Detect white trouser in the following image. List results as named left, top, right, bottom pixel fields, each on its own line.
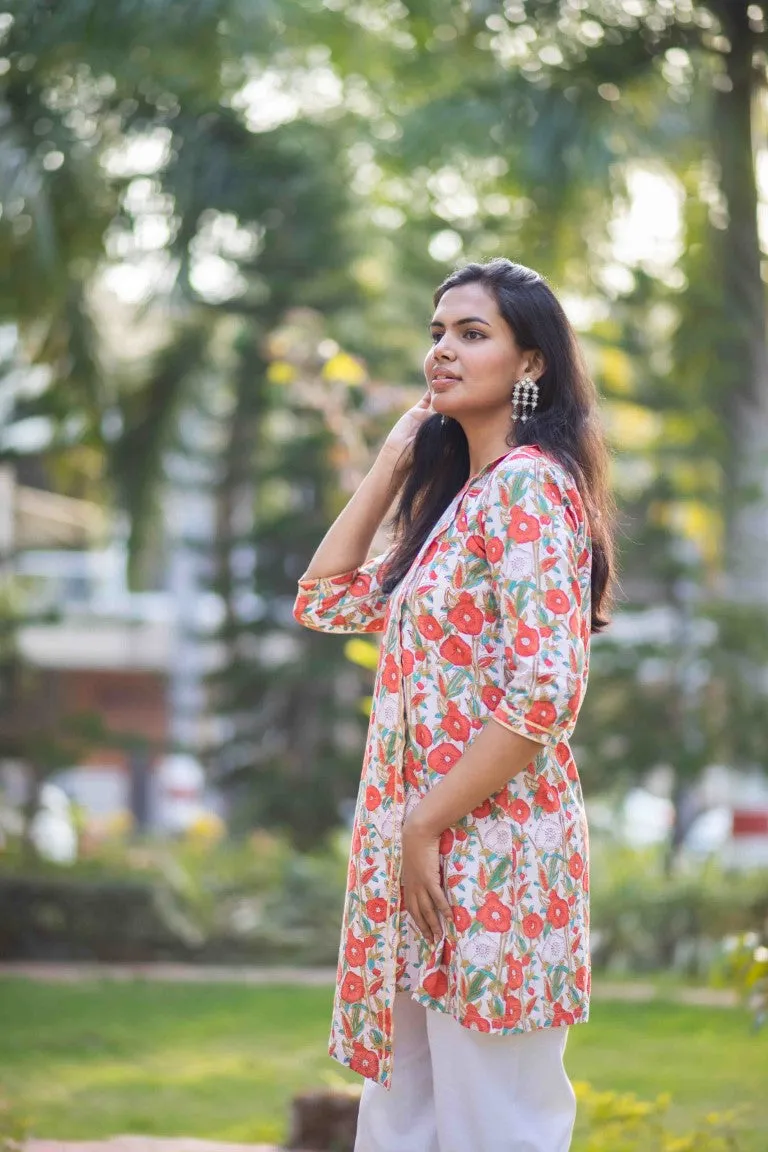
left=354, top=992, right=576, bottom=1152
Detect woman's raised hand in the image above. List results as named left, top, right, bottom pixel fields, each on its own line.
left=379, top=389, right=436, bottom=478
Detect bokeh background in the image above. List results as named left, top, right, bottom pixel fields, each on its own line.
left=1, top=1, right=768, bottom=1149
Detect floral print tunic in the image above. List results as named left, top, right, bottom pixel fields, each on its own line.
left=292, top=444, right=592, bottom=1089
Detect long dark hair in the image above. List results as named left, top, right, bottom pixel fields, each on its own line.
left=381, top=258, right=617, bottom=633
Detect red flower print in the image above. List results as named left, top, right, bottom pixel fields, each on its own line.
left=340, top=972, right=365, bottom=1003
left=423, top=970, right=448, bottom=998
left=534, top=777, right=560, bottom=814
left=381, top=654, right=399, bottom=692
left=440, top=706, right=471, bottom=742
left=419, top=539, right=439, bottom=568
left=543, top=481, right=562, bottom=505
left=349, top=572, right=372, bottom=597
left=414, top=723, right=433, bottom=749
left=544, top=589, right=570, bottom=614
left=514, top=619, right=540, bottom=658
left=439, top=828, right=454, bottom=856
left=417, top=613, right=444, bottom=641
left=345, top=930, right=367, bottom=967
left=401, top=648, right=415, bottom=676
left=547, top=894, right=569, bottom=929
left=366, top=897, right=387, bottom=923
left=552, top=1002, right=575, bottom=1026
left=485, top=536, right=503, bottom=564
left=439, top=635, right=472, bottom=666
left=403, top=751, right=421, bottom=788
left=501, top=995, right=522, bottom=1027
left=575, top=965, right=588, bottom=992
left=350, top=1041, right=380, bottom=1078
left=481, top=685, right=503, bottom=711
left=472, top=797, right=493, bottom=819
left=467, top=534, right=486, bottom=559
left=567, top=758, right=578, bottom=782
left=522, top=913, right=544, bottom=939
left=351, top=824, right=362, bottom=853
left=447, top=594, right=484, bottom=636
left=555, top=741, right=569, bottom=766
left=477, top=893, right=512, bottom=933
left=525, top=700, right=557, bottom=733
left=463, top=1005, right=491, bottom=1032
left=507, top=504, right=541, bottom=543
left=427, top=743, right=462, bottom=775
left=376, top=1006, right=392, bottom=1035
left=506, top=958, right=524, bottom=990
left=453, top=905, right=471, bottom=932
left=347, top=863, right=356, bottom=891
left=568, top=852, right=584, bottom=879
left=365, top=785, right=382, bottom=811
left=509, top=798, right=531, bottom=824
left=293, top=594, right=310, bottom=620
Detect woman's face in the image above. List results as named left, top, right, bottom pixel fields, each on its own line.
left=423, top=281, right=542, bottom=420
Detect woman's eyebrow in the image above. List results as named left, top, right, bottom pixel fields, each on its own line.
left=428, top=316, right=492, bottom=328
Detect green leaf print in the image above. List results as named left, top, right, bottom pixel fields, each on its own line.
left=467, top=971, right=486, bottom=1002
left=550, top=972, right=566, bottom=1003
left=487, top=859, right=511, bottom=888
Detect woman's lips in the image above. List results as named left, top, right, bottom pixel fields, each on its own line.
left=432, top=376, right=459, bottom=391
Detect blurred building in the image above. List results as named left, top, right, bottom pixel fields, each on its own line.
left=0, top=464, right=222, bottom=832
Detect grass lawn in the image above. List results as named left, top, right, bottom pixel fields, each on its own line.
left=0, top=978, right=766, bottom=1149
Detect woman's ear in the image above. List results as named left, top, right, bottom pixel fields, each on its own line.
left=529, top=350, right=546, bottom=380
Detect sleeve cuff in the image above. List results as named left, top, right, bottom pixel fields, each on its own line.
left=489, top=707, right=557, bottom=747
left=296, top=568, right=360, bottom=595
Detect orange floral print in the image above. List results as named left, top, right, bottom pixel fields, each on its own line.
left=293, top=446, right=592, bottom=1089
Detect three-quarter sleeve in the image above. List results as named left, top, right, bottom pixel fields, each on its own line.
left=481, top=456, right=591, bottom=745
left=292, top=549, right=394, bottom=634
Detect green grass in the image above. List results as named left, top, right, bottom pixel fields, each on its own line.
left=0, top=979, right=766, bottom=1148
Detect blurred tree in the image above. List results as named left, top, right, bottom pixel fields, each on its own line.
left=3, top=0, right=767, bottom=852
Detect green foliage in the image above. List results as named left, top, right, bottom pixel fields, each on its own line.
left=575, top=1081, right=746, bottom=1152
left=590, top=844, right=768, bottom=976
left=0, top=1092, right=28, bottom=1152
left=713, top=930, right=768, bottom=1033
left=3, top=0, right=768, bottom=853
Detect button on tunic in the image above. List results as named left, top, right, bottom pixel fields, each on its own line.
left=293, top=444, right=592, bottom=1089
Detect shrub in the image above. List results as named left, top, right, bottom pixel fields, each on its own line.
left=574, top=1082, right=746, bottom=1151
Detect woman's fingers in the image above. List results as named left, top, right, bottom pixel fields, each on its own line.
left=409, top=889, right=445, bottom=944
left=423, top=893, right=444, bottom=942
left=429, top=882, right=452, bottom=924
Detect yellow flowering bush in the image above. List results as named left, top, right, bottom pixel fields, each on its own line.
left=184, top=811, right=226, bottom=848
left=574, top=1082, right=746, bottom=1151
left=713, top=930, right=768, bottom=1031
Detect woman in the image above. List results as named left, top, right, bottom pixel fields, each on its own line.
left=293, top=258, right=616, bottom=1152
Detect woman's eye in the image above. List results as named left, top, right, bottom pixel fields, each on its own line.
left=464, top=330, right=484, bottom=340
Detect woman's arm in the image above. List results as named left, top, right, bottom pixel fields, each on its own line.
left=299, top=446, right=405, bottom=582
left=402, top=721, right=540, bottom=942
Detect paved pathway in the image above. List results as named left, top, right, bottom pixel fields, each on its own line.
left=0, top=961, right=739, bottom=1006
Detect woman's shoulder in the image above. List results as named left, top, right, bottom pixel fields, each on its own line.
left=487, top=444, right=577, bottom=496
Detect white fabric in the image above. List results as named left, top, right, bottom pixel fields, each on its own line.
left=354, top=992, right=576, bottom=1152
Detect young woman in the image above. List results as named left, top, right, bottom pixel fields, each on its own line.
left=293, top=258, right=616, bottom=1152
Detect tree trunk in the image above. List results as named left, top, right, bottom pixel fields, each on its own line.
left=714, top=4, right=768, bottom=607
